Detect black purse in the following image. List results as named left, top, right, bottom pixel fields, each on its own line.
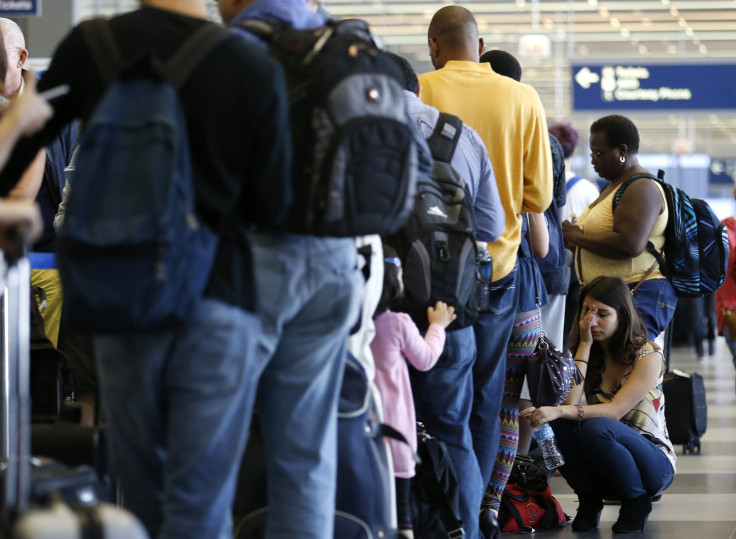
left=525, top=215, right=581, bottom=407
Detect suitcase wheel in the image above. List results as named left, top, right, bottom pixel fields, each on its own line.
left=683, top=440, right=701, bottom=455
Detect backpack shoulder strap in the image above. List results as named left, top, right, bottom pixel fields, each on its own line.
left=234, top=19, right=284, bottom=42
left=79, top=18, right=123, bottom=87
left=165, top=23, right=232, bottom=89
left=427, top=112, right=463, bottom=164
left=611, top=170, right=663, bottom=213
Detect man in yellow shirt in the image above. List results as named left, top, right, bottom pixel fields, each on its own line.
left=417, top=6, right=552, bottom=537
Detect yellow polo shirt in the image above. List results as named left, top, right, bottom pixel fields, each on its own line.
left=419, top=61, right=552, bottom=280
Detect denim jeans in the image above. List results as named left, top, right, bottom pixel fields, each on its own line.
left=410, top=325, right=483, bottom=539
left=629, top=278, right=677, bottom=340
left=95, top=299, right=259, bottom=539
left=472, top=264, right=518, bottom=492
left=247, top=232, right=363, bottom=539
left=552, top=417, right=675, bottom=500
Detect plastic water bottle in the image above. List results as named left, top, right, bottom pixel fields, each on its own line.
left=476, top=242, right=492, bottom=311
left=533, top=423, right=565, bottom=469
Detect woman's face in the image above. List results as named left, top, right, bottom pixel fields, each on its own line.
left=581, top=296, right=619, bottom=343
left=589, top=130, right=621, bottom=181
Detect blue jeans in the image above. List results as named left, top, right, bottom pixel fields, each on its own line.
left=472, top=264, right=518, bottom=492
left=248, top=232, right=363, bottom=539
left=629, top=278, right=677, bottom=340
left=95, top=299, right=259, bottom=539
left=410, top=325, right=482, bottom=539
left=552, top=417, right=675, bottom=499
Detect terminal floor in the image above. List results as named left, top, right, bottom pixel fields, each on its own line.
left=505, top=339, right=736, bottom=539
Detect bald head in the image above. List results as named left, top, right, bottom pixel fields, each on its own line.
left=0, top=19, right=24, bottom=49
left=0, top=18, right=26, bottom=99
left=427, top=6, right=482, bottom=69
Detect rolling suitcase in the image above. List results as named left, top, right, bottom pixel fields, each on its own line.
left=0, top=239, right=146, bottom=538
left=662, top=368, right=707, bottom=454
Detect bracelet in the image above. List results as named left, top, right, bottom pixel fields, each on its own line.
left=575, top=404, right=585, bottom=436
left=574, top=359, right=588, bottom=363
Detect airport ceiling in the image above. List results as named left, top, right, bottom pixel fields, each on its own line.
left=84, top=0, right=736, bottom=159
left=321, top=0, right=736, bottom=159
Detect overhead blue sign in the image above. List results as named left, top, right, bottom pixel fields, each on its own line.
left=572, top=63, right=736, bottom=111
left=0, top=0, right=40, bottom=16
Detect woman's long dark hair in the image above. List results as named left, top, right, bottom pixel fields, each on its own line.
left=567, top=276, right=648, bottom=398
left=374, top=245, right=404, bottom=318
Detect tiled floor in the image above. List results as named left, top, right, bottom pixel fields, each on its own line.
left=507, top=339, right=736, bottom=538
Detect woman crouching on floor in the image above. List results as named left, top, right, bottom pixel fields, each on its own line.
left=521, top=276, right=676, bottom=533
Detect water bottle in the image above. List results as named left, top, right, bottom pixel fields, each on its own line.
left=476, top=242, right=492, bottom=311
left=533, top=422, right=565, bottom=469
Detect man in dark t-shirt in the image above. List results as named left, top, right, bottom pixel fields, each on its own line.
left=0, top=2, right=291, bottom=538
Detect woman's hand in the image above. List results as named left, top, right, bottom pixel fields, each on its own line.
left=520, top=406, right=562, bottom=427
left=427, top=301, right=457, bottom=329
left=562, top=220, right=582, bottom=250
left=579, top=304, right=596, bottom=345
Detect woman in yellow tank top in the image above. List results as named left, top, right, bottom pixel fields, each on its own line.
left=562, top=115, right=677, bottom=340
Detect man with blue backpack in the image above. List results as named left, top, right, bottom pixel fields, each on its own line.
left=0, top=1, right=292, bottom=537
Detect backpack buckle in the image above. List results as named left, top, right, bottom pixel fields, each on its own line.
left=447, top=528, right=465, bottom=538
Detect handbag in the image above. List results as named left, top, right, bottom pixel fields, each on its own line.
left=525, top=214, right=581, bottom=407
left=497, top=455, right=568, bottom=533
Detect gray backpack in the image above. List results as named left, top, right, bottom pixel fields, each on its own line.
left=237, top=18, right=417, bottom=237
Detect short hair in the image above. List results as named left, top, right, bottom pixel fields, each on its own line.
left=428, top=6, right=478, bottom=51
left=548, top=122, right=579, bottom=159
left=385, top=52, right=418, bottom=94
left=480, top=49, right=522, bottom=82
left=374, top=245, right=404, bottom=317
left=590, top=114, right=640, bottom=154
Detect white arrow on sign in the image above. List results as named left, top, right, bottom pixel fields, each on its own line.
left=575, top=67, right=600, bottom=89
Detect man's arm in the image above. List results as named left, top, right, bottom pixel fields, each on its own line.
left=470, top=131, right=504, bottom=242
left=0, top=75, right=53, bottom=177
left=7, top=149, right=45, bottom=200
left=242, top=60, right=293, bottom=227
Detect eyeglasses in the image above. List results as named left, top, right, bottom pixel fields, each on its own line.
left=589, top=148, right=610, bottom=159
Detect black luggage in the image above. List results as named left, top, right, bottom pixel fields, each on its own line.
left=663, top=368, right=707, bottom=454
left=0, top=237, right=146, bottom=538
left=411, top=423, right=464, bottom=538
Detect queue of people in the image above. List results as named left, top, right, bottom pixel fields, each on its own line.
left=0, top=1, right=690, bottom=538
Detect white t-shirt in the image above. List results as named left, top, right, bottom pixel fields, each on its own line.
left=560, top=170, right=599, bottom=222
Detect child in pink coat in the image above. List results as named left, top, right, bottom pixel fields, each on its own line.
left=370, top=246, right=456, bottom=538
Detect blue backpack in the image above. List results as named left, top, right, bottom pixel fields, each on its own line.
left=57, top=19, right=229, bottom=332
left=613, top=169, right=729, bottom=298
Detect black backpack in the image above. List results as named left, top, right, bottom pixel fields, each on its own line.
left=411, top=424, right=464, bottom=538
left=388, top=113, right=478, bottom=331
left=612, top=169, right=729, bottom=297
left=237, top=18, right=417, bottom=237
